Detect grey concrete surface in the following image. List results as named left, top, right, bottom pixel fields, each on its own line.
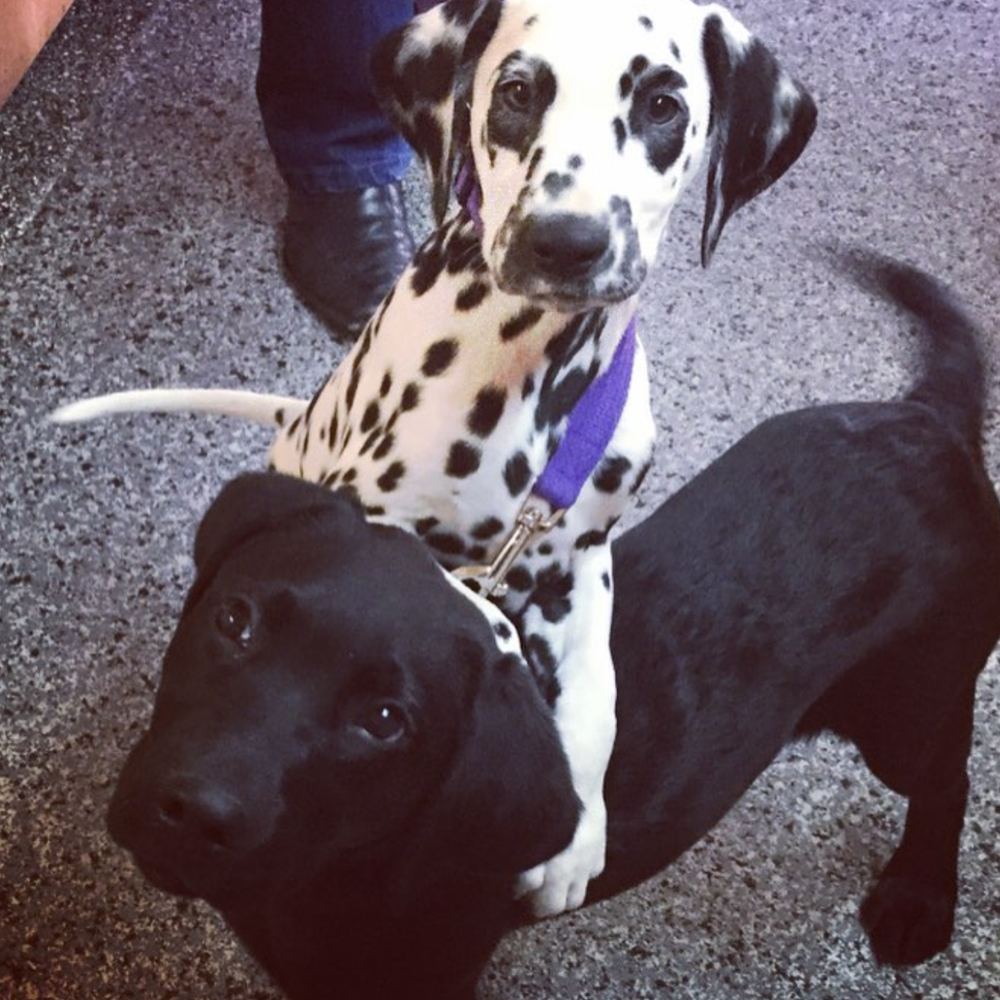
left=1, top=0, right=998, bottom=998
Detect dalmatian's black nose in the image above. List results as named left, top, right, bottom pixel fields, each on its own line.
left=521, top=213, right=611, bottom=281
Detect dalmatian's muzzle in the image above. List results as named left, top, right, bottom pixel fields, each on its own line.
left=495, top=199, right=644, bottom=309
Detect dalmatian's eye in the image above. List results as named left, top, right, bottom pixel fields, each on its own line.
left=359, top=703, right=409, bottom=743
left=498, top=78, right=533, bottom=112
left=214, top=597, right=255, bottom=648
left=647, top=91, right=681, bottom=124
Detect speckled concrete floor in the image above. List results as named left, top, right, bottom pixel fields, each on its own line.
left=1, top=0, right=998, bottom=998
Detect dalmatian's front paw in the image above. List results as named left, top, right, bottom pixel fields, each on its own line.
left=514, top=800, right=606, bottom=917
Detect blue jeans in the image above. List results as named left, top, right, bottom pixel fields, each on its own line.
left=257, top=0, right=417, bottom=194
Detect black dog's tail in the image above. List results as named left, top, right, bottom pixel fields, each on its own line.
left=842, top=250, right=987, bottom=446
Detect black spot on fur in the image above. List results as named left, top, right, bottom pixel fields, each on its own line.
left=593, top=455, right=633, bottom=493
left=445, top=227, right=485, bottom=275
left=524, top=634, right=561, bottom=705
left=377, top=461, right=406, bottom=493
left=372, top=434, right=395, bottom=461
left=487, top=54, right=558, bottom=161
left=575, top=527, right=611, bottom=550
left=471, top=516, right=505, bottom=541
left=400, top=382, right=421, bottom=412
left=535, top=365, right=591, bottom=430
left=426, top=531, right=467, bottom=556
left=630, top=459, right=652, bottom=495
left=522, top=374, right=535, bottom=399
left=327, top=411, right=339, bottom=449
left=456, top=280, right=491, bottom=311
left=414, top=517, right=439, bottom=536
left=613, top=116, right=627, bottom=152
left=670, top=41, right=680, bottom=61
left=639, top=15, right=653, bottom=30
left=360, top=401, right=380, bottom=434
left=619, top=73, right=634, bottom=100
left=467, top=386, right=507, bottom=437
left=500, top=305, right=545, bottom=341
left=410, top=230, right=448, bottom=297
left=359, top=429, right=381, bottom=457
left=602, top=571, right=612, bottom=591
left=568, top=154, right=583, bottom=170
left=446, top=441, right=482, bottom=478
left=506, top=565, right=534, bottom=592
left=494, top=620, right=513, bottom=641
left=342, top=468, right=357, bottom=483
left=629, top=66, right=690, bottom=174
left=630, top=55, right=649, bottom=76
left=503, top=451, right=532, bottom=497
left=275, top=407, right=286, bottom=428
left=380, top=372, right=393, bottom=398
left=542, top=171, right=573, bottom=199
left=345, top=369, right=361, bottom=410
left=534, top=565, right=574, bottom=624
left=422, top=339, right=459, bottom=377
left=365, top=504, right=387, bottom=517
left=526, top=146, right=544, bottom=183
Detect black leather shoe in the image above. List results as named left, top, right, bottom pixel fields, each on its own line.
left=282, top=182, right=415, bottom=342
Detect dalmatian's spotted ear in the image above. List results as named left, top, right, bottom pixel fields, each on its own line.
left=699, top=7, right=817, bottom=266
left=371, top=0, right=502, bottom=223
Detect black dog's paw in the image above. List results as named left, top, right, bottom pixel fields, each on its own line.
left=860, top=875, right=956, bottom=966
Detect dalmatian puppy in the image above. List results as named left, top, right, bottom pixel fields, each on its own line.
left=53, top=0, right=815, bottom=917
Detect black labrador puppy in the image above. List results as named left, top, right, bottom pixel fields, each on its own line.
left=107, top=258, right=1000, bottom=1000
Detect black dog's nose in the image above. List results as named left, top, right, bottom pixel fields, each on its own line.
left=523, top=213, right=611, bottom=280
left=156, top=780, right=250, bottom=852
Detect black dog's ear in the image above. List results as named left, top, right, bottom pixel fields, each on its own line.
left=191, top=473, right=362, bottom=583
left=411, top=652, right=580, bottom=882
left=699, top=7, right=817, bottom=266
left=371, top=0, right=502, bottom=223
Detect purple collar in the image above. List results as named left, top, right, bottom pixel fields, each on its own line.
left=535, top=317, right=637, bottom=509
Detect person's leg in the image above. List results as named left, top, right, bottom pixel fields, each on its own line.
left=257, top=0, right=416, bottom=341
left=257, top=0, right=414, bottom=193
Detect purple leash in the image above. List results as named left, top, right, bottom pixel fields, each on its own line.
left=535, top=317, right=637, bottom=510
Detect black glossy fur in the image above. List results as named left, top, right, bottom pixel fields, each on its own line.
left=108, top=259, right=1000, bottom=1000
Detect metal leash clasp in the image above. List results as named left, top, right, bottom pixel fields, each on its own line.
left=453, top=499, right=564, bottom=599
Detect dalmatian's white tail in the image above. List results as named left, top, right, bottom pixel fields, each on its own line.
left=48, top=388, right=306, bottom=427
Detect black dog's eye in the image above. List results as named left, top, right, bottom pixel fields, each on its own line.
left=647, top=91, right=680, bottom=124
left=359, top=703, right=408, bottom=743
left=498, top=77, right=533, bottom=112
left=214, top=597, right=255, bottom=648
